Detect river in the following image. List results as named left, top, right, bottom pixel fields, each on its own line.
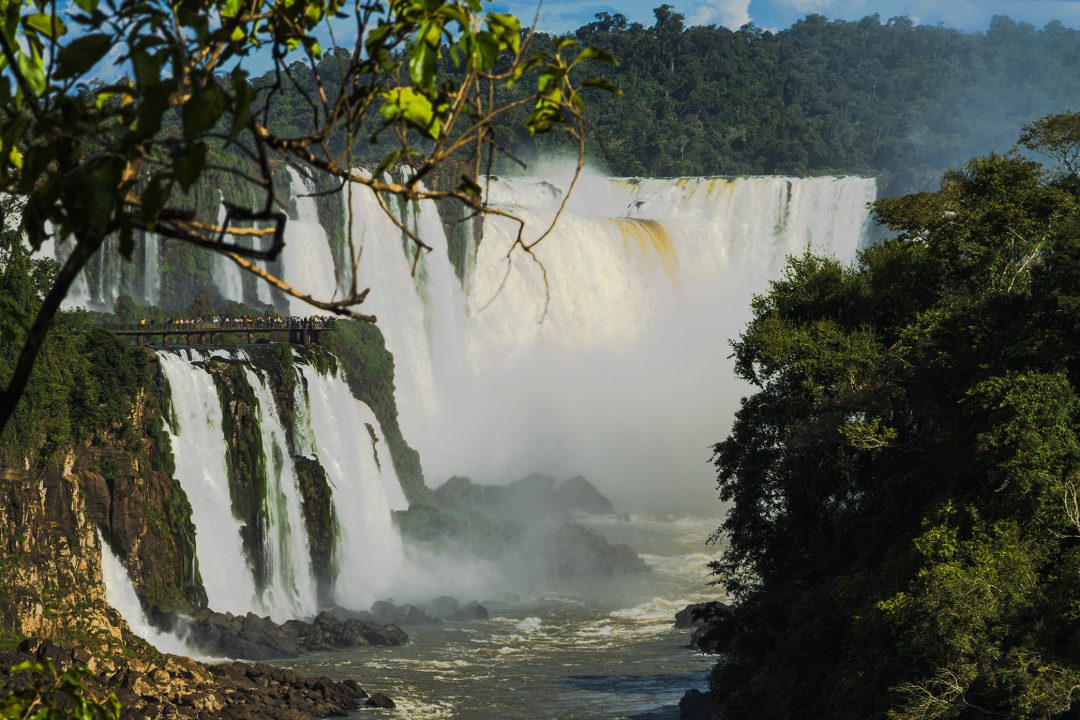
left=276, top=513, right=724, bottom=719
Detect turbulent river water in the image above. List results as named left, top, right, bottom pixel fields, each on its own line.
left=276, top=513, right=723, bottom=719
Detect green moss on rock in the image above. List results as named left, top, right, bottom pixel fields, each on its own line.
left=320, top=321, right=429, bottom=504
left=294, top=456, right=338, bottom=606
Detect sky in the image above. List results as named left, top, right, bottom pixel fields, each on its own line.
left=489, top=0, right=1080, bottom=33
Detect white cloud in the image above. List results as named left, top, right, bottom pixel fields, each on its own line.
left=689, top=0, right=752, bottom=28
left=782, top=0, right=839, bottom=9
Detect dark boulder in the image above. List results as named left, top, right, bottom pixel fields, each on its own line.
left=545, top=524, right=648, bottom=576
left=183, top=609, right=407, bottom=660
left=450, top=601, right=490, bottom=621
left=365, top=692, right=396, bottom=709
left=368, top=600, right=440, bottom=626
left=679, top=689, right=723, bottom=719
left=425, top=595, right=460, bottom=618
left=675, top=602, right=737, bottom=654
left=553, top=475, right=614, bottom=515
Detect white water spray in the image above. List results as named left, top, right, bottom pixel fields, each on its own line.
left=98, top=530, right=194, bottom=656
left=158, top=350, right=263, bottom=615
left=293, top=360, right=407, bottom=609
left=281, top=166, right=339, bottom=315
left=242, top=361, right=319, bottom=620
left=359, top=171, right=877, bottom=510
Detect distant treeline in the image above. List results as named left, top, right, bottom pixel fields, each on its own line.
left=496, top=7, right=1080, bottom=177
left=232, top=7, right=1080, bottom=180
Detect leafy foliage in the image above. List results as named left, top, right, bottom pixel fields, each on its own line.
left=0, top=661, right=119, bottom=720
left=710, top=119, right=1080, bottom=719
left=0, top=0, right=619, bottom=435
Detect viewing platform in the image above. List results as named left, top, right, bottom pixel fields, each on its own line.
left=108, top=318, right=336, bottom=347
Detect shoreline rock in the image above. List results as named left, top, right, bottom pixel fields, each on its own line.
left=4, top=638, right=389, bottom=720
left=675, top=601, right=736, bottom=654
left=180, top=609, right=407, bottom=661
left=679, top=688, right=723, bottom=720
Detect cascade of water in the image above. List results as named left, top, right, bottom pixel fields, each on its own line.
left=340, top=173, right=468, bottom=452
left=293, top=361, right=406, bottom=609
left=281, top=166, right=339, bottom=315
left=98, top=530, right=194, bottom=656
left=241, top=359, right=319, bottom=620
left=211, top=199, right=245, bottom=303
left=390, top=171, right=878, bottom=509
left=36, top=231, right=91, bottom=309
left=158, top=350, right=263, bottom=615
left=143, top=233, right=160, bottom=306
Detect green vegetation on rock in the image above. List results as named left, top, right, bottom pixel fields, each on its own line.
left=321, top=320, right=428, bottom=503
left=294, top=456, right=339, bottom=607
left=208, top=359, right=270, bottom=592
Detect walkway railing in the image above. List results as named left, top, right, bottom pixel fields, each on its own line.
left=105, top=317, right=337, bottom=346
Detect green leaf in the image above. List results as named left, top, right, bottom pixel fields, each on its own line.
left=182, top=81, right=227, bottom=138
left=380, top=86, right=442, bottom=138
left=221, top=0, right=243, bottom=19
left=72, top=0, right=99, bottom=12
left=486, top=12, right=520, bottom=54
left=582, top=77, right=622, bottom=96
left=54, top=33, right=110, bottom=80
left=141, top=175, right=171, bottom=223
left=17, top=44, right=45, bottom=95
left=574, top=46, right=618, bottom=66
left=23, top=12, right=66, bottom=39
left=173, top=142, right=207, bottom=190
left=473, top=31, right=499, bottom=70
left=409, top=40, right=436, bottom=90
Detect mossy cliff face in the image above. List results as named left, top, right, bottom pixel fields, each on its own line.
left=294, top=456, right=337, bottom=606
left=78, top=357, right=205, bottom=622
left=205, top=358, right=270, bottom=592
left=322, top=320, right=429, bottom=504
left=0, top=346, right=205, bottom=650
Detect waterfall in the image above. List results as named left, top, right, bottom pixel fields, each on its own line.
left=158, top=350, right=263, bottom=615
left=293, top=361, right=407, bottom=609
left=281, top=166, right=339, bottom=315
left=380, top=171, right=878, bottom=510
left=98, top=530, right=194, bottom=656
left=143, top=233, right=160, bottom=306
left=336, top=173, right=468, bottom=453
left=211, top=199, right=245, bottom=304
left=241, top=360, right=319, bottom=620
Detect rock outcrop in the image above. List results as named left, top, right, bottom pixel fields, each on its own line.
left=182, top=610, right=407, bottom=661
left=401, top=473, right=647, bottom=578
left=3, top=640, right=380, bottom=720
left=675, top=602, right=737, bottom=654
left=679, top=688, right=723, bottom=720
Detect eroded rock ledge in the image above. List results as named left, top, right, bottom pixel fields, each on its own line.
left=3, top=639, right=393, bottom=720
left=181, top=609, right=408, bottom=661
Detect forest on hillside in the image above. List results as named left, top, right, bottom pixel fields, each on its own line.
left=198, top=7, right=1080, bottom=181
left=495, top=8, right=1080, bottom=177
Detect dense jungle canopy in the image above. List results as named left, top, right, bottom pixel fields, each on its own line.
left=708, top=124, right=1080, bottom=719
left=498, top=7, right=1080, bottom=176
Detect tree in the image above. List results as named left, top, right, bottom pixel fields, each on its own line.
left=0, top=0, right=620, bottom=432
left=707, top=119, right=1080, bottom=719
left=1020, top=112, right=1080, bottom=173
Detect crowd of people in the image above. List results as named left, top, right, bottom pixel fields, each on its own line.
left=136, top=315, right=338, bottom=330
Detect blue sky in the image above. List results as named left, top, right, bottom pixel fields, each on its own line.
left=489, top=0, right=1080, bottom=33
